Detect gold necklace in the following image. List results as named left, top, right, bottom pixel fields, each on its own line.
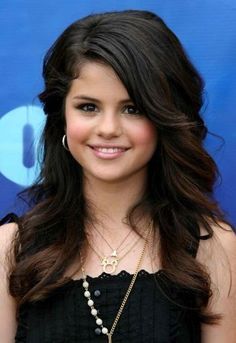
left=89, top=226, right=134, bottom=273
left=93, top=225, right=133, bottom=257
left=81, top=225, right=152, bottom=343
left=88, top=234, right=142, bottom=274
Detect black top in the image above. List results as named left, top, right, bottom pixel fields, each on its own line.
left=1, top=213, right=201, bottom=343
left=15, top=270, right=201, bottom=343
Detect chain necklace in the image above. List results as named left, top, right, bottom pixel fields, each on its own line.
left=88, top=235, right=142, bottom=274
left=81, top=224, right=152, bottom=343
left=93, top=225, right=133, bottom=257
left=89, top=226, right=134, bottom=274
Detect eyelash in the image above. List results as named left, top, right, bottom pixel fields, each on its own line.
left=76, top=103, right=141, bottom=115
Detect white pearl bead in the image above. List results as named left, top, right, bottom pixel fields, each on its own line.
left=84, top=290, right=90, bottom=298
left=83, top=281, right=89, bottom=288
left=91, top=308, right=98, bottom=316
left=88, top=299, right=94, bottom=307
left=102, top=327, right=108, bottom=334
left=96, top=318, right=103, bottom=325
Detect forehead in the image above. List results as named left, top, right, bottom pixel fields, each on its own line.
left=67, top=61, right=130, bottom=101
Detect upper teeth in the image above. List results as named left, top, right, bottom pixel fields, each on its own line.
left=96, top=147, right=124, bottom=153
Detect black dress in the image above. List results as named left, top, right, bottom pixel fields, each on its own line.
left=1, top=214, right=201, bottom=343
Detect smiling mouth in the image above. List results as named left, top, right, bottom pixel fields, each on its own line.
left=89, top=146, right=129, bottom=154
left=93, top=147, right=127, bottom=153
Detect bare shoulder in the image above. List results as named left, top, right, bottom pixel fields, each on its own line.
left=0, top=222, right=18, bottom=342
left=210, top=221, right=236, bottom=253
left=0, top=222, right=18, bottom=249
left=197, top=221, right=236, bottom=342
left=197, top=221, right=236, bottom=271
left=0, top=222, right=18, bottom=267
left=197, top=221, right=236, bottom=294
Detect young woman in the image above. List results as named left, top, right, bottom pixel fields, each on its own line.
left=0, top=9, right=235, bottom=343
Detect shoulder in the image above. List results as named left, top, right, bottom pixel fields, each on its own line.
left=0, top=222, right=18, bottom=238
left=0, top=222, right=18, bottom=291
left=197, top=221, right=236, bottom=342
left=0, top=212, right=19, bottom=260
left=0, top=222, right=18, bottom=282
left=197, top=221, right=236, bottom=294
left=199, top=220, right=236, bottom=250
left=0, top=222, right=18, bottom=258
left=209, top=221, right=236, bottom=249
left=0, top=223, right=18, bottom=340
left=197, top=221, right=236, bottom=270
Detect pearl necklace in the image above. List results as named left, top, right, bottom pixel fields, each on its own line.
left=81, top=225, right=152, bottom=343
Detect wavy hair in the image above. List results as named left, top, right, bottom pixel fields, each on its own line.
left=8, top=10, right=228, bottom=322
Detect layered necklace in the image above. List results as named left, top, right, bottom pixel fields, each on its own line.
left=81, top=224, right=152, bottom=343
left=88, top=235, right=142, bottom=274
left=88, top=226, right=141, bottom=274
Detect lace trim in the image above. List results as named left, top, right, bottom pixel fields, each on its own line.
left=69, top=268, right=163, bottom=283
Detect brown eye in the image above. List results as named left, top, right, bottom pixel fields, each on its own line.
left=79, top=103, right=97, bottom=112
left=124, top=105, right=141, bottom=115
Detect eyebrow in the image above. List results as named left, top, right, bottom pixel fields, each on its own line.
left=72, top=95, right=133, bottom=104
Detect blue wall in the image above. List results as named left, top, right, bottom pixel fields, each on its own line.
left=0, top=0, right=235, bottom=224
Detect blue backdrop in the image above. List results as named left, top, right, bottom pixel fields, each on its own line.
left=0, top=0, right=235, bottom=224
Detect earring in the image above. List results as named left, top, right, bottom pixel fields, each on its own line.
left=62, top=134, right=69, bottom=151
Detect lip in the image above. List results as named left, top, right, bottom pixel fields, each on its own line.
left=89, top=144, right=130, bottom=149
left=88, top=145, right=130, bottom=159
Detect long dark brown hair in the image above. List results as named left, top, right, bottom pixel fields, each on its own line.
left=8, top=10, right=229, bottom=323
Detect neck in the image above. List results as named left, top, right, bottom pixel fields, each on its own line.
left=83, top=172, right=147, bottom=228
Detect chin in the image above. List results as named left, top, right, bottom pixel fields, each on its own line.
left=94, top=175, right=126, bottom=183
left=86, top=171, right=131, bottom=184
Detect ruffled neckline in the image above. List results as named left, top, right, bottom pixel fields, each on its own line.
left=66, top=268, right=164, bottom=284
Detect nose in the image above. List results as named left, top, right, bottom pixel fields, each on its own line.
left=96, top=112, right=122, bottom=139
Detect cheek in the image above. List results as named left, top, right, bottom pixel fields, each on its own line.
left=64, top=99, right=92, bottom=143
left=66, top=120, right=91, bottom=144
left=132, top=121, right=157, bottom=148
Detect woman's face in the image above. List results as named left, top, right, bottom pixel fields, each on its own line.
left=64, top=61, right=157, bottom=184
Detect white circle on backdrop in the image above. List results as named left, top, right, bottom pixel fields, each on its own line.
left=0, top=105, right=45, bottom=186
